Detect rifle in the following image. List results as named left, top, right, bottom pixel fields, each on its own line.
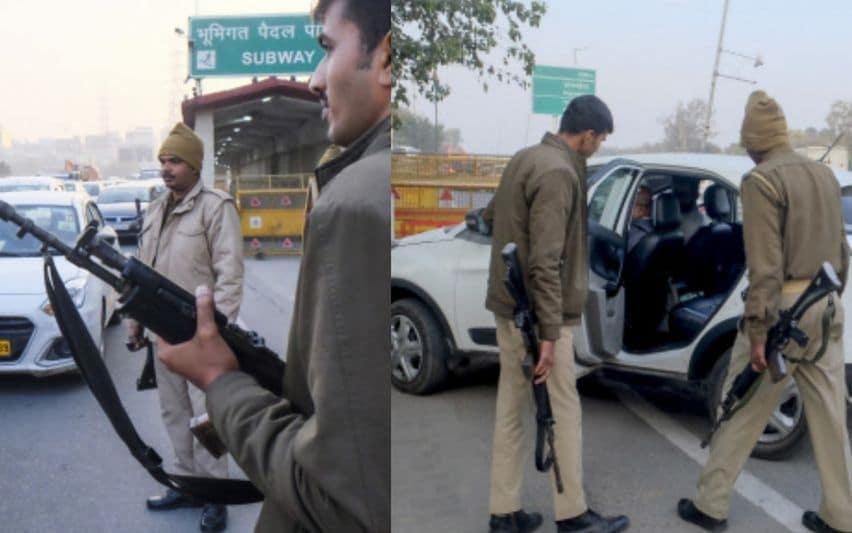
left=501, top=243, right=564, bottom=493
left=0, top=198, right=281, bottom=504
left=701, top=262, right=841, bottom=447
left=0, top=199, right=285, bottom=395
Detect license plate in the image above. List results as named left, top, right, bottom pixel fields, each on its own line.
left=0, top=340, right=10, bottom=358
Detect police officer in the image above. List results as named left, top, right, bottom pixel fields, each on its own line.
left=155, top=0, right=391, bottom=531
left=678, top=90, right=852, bottom=532
left=127, top=122, right=244, bottom=532
left=483, top=95, right=630, bottom=533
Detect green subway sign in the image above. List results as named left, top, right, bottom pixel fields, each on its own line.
left=189, top=14, right=325, bottom=77
left=532, top=65, right=596, bottom=116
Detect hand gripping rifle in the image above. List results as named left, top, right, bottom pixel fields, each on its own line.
left=0, top=199, right=285, bottom=504
left=501, top=243, right=564, bottom=493
left=701, top=262, right=841, bottom=448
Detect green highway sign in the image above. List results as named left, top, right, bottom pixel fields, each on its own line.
left=189, top=14, right=325, bottom=77
left=532, top=65, right=596, bottom=116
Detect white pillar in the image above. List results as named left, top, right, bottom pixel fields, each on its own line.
left=194, top=110, right=215, bottom=188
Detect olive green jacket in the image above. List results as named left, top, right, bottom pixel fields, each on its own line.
left=741, top=146, right=850, bottom=346
left=484, top=132, right=588, bottom=341
left=206, top=118, right=391, bottom=533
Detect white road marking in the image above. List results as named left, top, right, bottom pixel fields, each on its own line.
left=616, top=389, right=808, bottom=533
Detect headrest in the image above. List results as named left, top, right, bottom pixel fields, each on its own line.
left=653, top=192, right=682, bottom=231
left=704, top=184, right=731, bottom=221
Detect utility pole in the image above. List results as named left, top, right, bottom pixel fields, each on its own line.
left=703, top=0, right=730, bottom=151
left=703, top=0, right=763, bottom=150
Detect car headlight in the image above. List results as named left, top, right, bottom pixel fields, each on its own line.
left=41, top=277, right=88, bottom=315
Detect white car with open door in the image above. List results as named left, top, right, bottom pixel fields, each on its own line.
left=0, top=191, right=120, bottom=376
left=391, top=153, right=852, bottom=460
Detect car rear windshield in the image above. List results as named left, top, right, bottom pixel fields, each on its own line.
left=0, top=205, right=79, bottom=255
left=0, top=183, right=51, bottom=192
left=98, top=187, right=149, bottom=203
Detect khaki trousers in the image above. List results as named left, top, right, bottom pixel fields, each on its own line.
left=489, top=315, right=587, bottom=520
left=154, top=352, right=229, bottom=479
left=695, top=296, right=852, bottom=531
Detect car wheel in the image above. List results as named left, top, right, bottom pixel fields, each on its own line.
left=707, top=349, right=807, bottom=460
left=391, top=298, right=449, bottom=395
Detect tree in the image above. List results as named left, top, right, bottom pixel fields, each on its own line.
left=660, top=99, right=713, bottom=152
left=392, top=1, right=547, bottom=111
left=0, top=161, right=10, bottom=177
left=825, top=100, right=852, bottom=155
left=393, top=108, right=464, bottom=153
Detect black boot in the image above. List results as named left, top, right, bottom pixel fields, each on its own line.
left=488, top=509, right=543, bottom=532
left=556, top=509, right=630, bottom=532
left=146, top=488, right=203, bottom=511
left=803, top=510, right=847, bottom=533
left=200, top=504, right=227, bottom=532
left=676, top=499, right=727, bottom=532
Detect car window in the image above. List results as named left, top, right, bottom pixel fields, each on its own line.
left=0, top=205, right=79, bottom=255
left=588, top=166, right=638, bottom=230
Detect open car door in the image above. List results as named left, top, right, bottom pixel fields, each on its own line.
left=577, top=160, right=643, bottom=363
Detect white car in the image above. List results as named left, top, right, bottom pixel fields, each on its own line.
left=0, top=191, right=119, bottom=376
left=391, top=153, right=852, bottom=459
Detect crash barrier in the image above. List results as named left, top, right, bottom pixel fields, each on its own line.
left=234, top=174, right=312, bottom=257
left=391, top=154, right=507, bottom=238
left=392, top=179, right=498, bottom=238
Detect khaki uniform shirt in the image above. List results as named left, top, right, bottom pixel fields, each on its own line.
left=137, top=179, right=244, bottom=321
left=741, top=146, right=850, bottom=346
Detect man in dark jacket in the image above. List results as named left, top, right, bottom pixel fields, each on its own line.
left=483, top=95, right=630, bottom=533
left=156, top=1, right=390, bottom=531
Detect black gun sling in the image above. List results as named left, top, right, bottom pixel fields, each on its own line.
left=44, top=255, right=264, bottom=505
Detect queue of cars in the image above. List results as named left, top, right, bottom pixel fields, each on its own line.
left=0, top=191, right=121, bottom=376
left=391, top=153, right=852, bottom=460
left=0, top=172, right=166, bottom=377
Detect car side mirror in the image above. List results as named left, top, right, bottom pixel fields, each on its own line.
left=465, top=208, right=491, bottom=236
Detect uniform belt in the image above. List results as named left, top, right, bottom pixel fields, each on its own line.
left=782, top=279, right=810, bottom=294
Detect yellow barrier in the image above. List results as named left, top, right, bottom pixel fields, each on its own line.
left=392, top=179, right=498, bottom=238
left=234, top=173, right=312, bottom=256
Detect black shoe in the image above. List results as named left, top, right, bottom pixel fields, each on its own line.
left=488, top=509, right=543, bottom=532
left=677, top=499, right=727, bottom=532
left=556, top=509, right=630, bottom=533
left=803, top=510, right=846, bottom=533
left=146, top=489, right=203, bottom=511
left=200, top=504, right=227, bottom=532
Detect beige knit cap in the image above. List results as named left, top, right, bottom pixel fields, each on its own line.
left=740, top=90, right=789, bottom=153
left=159, top=122, right=204, bottom=171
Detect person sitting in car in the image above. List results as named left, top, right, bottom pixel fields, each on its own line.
left=672, top=177, right=709, bottom=241
left=627, top=185, right=653, bottom=252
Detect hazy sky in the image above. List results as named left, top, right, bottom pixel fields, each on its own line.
left=403, top=0, right=852, bottom=154
left=0, top=0, right=316, bottom=143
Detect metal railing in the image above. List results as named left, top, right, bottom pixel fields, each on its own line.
left=392, top=154, right=509, bottom=183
